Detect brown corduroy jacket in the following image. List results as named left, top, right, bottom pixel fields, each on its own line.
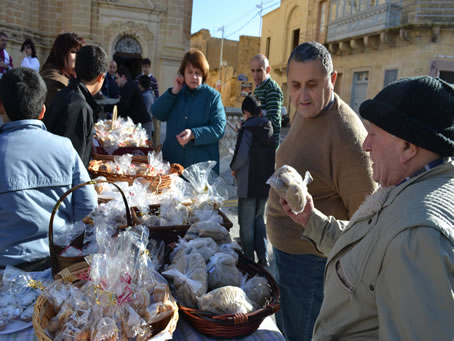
left=266, top=93, right=376, bottom=256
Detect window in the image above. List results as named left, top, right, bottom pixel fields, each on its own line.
left=330, top=0, right=338, bottom=21
left=319, top=1, right=327, bottom=33
left=384, top=69, right=398, bottom=87
left=265, top=37, right=271, bottom=59
left=292, top=29, right=300, bottom=51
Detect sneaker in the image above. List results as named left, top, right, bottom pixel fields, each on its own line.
left=257, top=258, right=270, bottom=267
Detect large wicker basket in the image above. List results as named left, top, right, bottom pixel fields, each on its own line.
left=176, top=253, right=280, bottom=338
left=88, top=160, right=184, bottom=193
left=131, top=204, right=233, bottom=243
left=33, top=262, right=179, bottom=341
left=48, top=180, right=132, bottom=277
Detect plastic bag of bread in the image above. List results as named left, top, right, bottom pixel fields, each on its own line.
left=267, top=165, right=313, bottom=214
left=198, top=286, right=254, bottom=315
left=170, top=237, right=218, bottom=263
left=184, top=221, right=231, bottom=244
left=206, top=252, right=242, bottom=290
left=162, top=251, right=207, bottom=307
left=241, top=275, right=271, bottom=309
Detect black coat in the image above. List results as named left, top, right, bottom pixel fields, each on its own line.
left=43, top=78, right=101, bottom=167
left=118, top=80, right=150, bottom=124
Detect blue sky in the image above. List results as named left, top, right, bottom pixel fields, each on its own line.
left=191, top=0, right=281, bottom=41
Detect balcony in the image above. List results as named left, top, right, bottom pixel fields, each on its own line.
left=327, top=1, right=402, bottom=42
left=402, top=0, right=454, bottom=25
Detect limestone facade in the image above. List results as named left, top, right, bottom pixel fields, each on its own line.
left=0, top=0, right=193, bottom=90
left=191, top=29, right=260, bottom=107
left=261, top=0, right=454, bottom=118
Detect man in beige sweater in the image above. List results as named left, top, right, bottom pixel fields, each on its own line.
left=267, top=42, right=376, bottom=341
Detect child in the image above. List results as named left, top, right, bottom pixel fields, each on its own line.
left=230, top=95, right=275, bottom=266
left=0, top=68, right=97, bottom=271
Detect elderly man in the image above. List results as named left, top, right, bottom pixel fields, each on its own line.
left=267, top=42, right=376, bottom=341
left=283, top=76, right=454, bottom=340
left=250, top=54, right=283, bottom=148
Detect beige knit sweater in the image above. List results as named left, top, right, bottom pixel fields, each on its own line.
left=266, top=93, right=376, bottom=256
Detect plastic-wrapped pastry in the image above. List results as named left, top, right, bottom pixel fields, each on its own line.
left=171, top=238, right=218, bottom=263
left=184, top=221, right=231, bottom=244
left=198, top=286, right=254, bottom=315
left=0, top=319, right=7, bottom=331
left=267, top=165, right=313, bottom=214
left=162, top=251, right=207, bottom=307
left=91, top=316, right=118, bottom=341
left=241, top=275, right=271, bottom=309
left=0, top=294, right=16, bottom=308
left=20, top=305, right=34, bottom=322
left=206, top=252, right=242, bottom=290
left=1, top=305, right=22, bottom=320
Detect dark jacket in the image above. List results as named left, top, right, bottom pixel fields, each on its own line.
left=118, top=80, right=150, bottom=124
left=101, top=72, right=120, bottom=99
left=230, top=116, right=275, bottom=198
left=43, top=78, right=102, bottom=167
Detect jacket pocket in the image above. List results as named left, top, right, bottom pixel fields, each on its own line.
left=335, top=259, right=354, bottom=293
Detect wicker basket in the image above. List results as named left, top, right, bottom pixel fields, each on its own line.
left=33, top=262, right=179, bottom=341
left=177, top=254, right=280, bottom=338
left=91, top=144, right=161, bottom=163
left=48, top=180, right=132, bottom=277
left=88, top=161, right=183, bottom=193
left=131, top=204, right=233, bottom=243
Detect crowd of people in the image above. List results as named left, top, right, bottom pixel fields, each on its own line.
left=0, top=29, right=453, bottom=341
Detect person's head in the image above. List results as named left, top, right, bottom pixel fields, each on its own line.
left=0, top=32, right=7, bottom=51
left=178, top=48, right=209, bottom=89
left=138, top=74, right=151, bottom=92
left=21, top=39, right=37, bottom=58
left=0, top=68, right=47, bottom=122
left=43, top=32, right=85, bottom=77
left=75, top=45, right=107, bottom=95
left=141, top=58, right=151, bottom=75
left=108, top=60, right=117, bottom=76
left=360, top=76, right=454, bottom=187
left=242, top=94, right=262, bottom=119
left=115, top=66, right=131, bottom=88
left=287, top=42, right=337, bottom=119
left=250, top=54, right=270, bottom=87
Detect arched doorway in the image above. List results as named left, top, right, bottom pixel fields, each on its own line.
left=113, top=35, right=143, bottom=79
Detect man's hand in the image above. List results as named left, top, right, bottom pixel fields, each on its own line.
left=176, top=129, right=194, bottom=146
left=231, top=170, right=237, bottom=177
left=171, top=74, right=184, bottom=95
left=280, top=193, right=314, bottom=227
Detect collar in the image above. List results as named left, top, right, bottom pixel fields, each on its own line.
left=397, top=157, right=453, bottom=186
left=183, top=83, right=204, bottom=94
left=256, top=76, right=271, bottom=89
left=321, top=92, right=335, bottom=113
left=0, top=119, right=46, bottom=134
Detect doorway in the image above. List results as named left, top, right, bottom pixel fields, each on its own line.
left=113, top=35, right=143, bottom=79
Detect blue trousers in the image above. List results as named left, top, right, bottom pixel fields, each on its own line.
left=237, top=197, right=268, bottom=261
left=273, top=248, right=327, bottom=341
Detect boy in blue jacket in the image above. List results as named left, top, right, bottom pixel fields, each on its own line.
left=230, top=95, right=275, bottom=266
left=0, top=68, right=97, bottom=271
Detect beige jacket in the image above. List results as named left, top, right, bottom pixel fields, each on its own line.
left=304, top=162, right=454, bottom=340
left=266, top=93, right=375, bottom=255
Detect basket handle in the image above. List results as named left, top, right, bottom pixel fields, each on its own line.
left=48, top=179, right=132, bottom=249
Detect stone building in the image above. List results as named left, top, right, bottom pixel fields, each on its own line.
left=191, top=29, right=260, bottom=107
left=0, top=0, right=193, bottom=90
left=261, top=0, right=454, bottom=117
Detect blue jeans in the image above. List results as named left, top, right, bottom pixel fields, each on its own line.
left=237, top=197, right=268, bottom=261
left=273, top=248, right=327, bottom=341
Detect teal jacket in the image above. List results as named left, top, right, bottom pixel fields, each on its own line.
left=152, top=83, right=226, bottom=174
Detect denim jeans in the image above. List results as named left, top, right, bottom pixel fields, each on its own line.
left=237, top=197, right=268, bottom=261
left=273, top=248, right=327, bottom=341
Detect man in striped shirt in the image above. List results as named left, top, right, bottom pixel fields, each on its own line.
left=251, top=54, right=283, bottom=148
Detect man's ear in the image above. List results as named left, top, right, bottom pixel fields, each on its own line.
left=97, top=73, right=105, bottom=84
left=266, top=65, right=271, bottom=74
left=38, top=104, right=46, bottom=120
left=399, top=141, right=417, bottom=164
left=330, top=71, right=337, bottom=87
